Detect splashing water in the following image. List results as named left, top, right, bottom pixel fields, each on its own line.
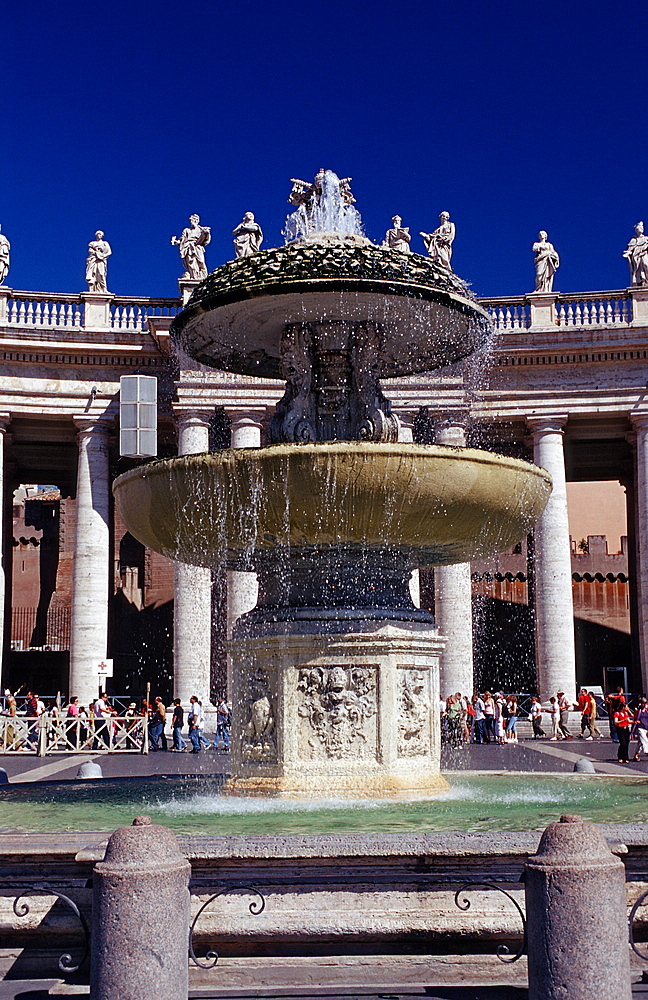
left=283, top=169, right=364, bottom=242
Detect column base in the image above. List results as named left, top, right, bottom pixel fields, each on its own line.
left=226, top=617, right=447, bottom=800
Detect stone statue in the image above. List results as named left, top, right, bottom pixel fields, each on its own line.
left=421, top=212, right=456, bottom=269
left=171, top=214, right=211, bottom=280
left=623, top=222, right=648, bottom=286
left=85, top=231, right=112, bottom=293
left=532, top=231, right=560, bottom=292
left=242, top=670, right=276, bottom=760
left=398, top=670, right=430, bottom=756
left=0, top=226, right=10, bottom=285
left=383, top=216, right=411, bottom=253
left=232, top=212, right=263, bottom=258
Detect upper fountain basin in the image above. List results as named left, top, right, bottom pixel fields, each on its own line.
left=171, top=242, right=491, bottom=379
left=112, top=443, right=551, bottom=569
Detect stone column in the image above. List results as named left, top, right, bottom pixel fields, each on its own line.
left=69, top=417, right=112, bottom=708
left=0, top=416, right=10, bottom=691
left=434, top=419, right=474, bottom=699
left=225, top=410, right=265, bottom=694
left=528, top=417, right=576, bottom=702
left=396, top=409, right=420, bottom=604
left=173, top=409, right=213, bottom=706
left=630, top=415, right=648, bottom=693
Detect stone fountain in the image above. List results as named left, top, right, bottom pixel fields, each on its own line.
left=113, top=171, right=551, bottom=798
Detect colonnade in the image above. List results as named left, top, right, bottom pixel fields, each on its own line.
left=2, top=403, right=645, bottom=706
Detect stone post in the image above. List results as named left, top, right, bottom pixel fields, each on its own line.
left=225, top=410, right=265, bottom=695
left=528, top=292, right=557, bottom=331
left=525, top=814, right=631, bottom=1000
left=178, top=278, right=199, bottom=306
left=173, top=409, right=213, bottom=706
left=0, top=287, right=9, bottom=324
left=80, top=292, right=113, bottom=329
left=69, top=417, right=112, bottom=708
left=630, top=285, right=648, bottom=326
left=0, top=416, right=10, bottom=691
left=90, top=815, right=191, bottom=1000
left=528, top=417, right=576, bottom=703
left=631, top=414, right=648, bottom=693
left=434, top=419, right=474, bottom=698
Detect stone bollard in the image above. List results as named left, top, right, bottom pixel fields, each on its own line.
left=90, top=815, right=191, bottom=1000
left=525, top=813, right=631, bottom=1000
left=572, top=757, right=595, bottom=773
left=76, top=761, right=103, bottom=779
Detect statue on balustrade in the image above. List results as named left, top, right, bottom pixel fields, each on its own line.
left=623, top=222, right=648, bottom=286
left=532, top=231, right=560, bottom=292
left=421, top=212, right=456, bottom=269
left=232, top=212, right=264, bottom=258
left=383, top=216, right=411, bottom=253
left=0, top=226, right=9, bottom=285
left=171, top=214, right=211, bottom=280
left=85, top=231, right=112, bottom=293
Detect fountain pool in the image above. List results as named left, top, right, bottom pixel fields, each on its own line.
left=1, top=773, right=646, bottom=835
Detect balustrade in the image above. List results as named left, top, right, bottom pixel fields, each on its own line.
left=6, top=291, right=84, bottom=328
left=481, top=296, right=531, bottom=330
left=110, top=296, right=180, bottom=331
left=555, top=292, right=632, bottom=327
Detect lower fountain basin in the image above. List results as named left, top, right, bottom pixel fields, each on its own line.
left=112, top=442, right=551, bottom=569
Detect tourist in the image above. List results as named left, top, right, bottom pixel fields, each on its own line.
left=577, top=687, right=590, bottom=736
left=483, top=691, right=496, bottom=742
left=455, top=692, right=471, bottom=744
left=472, top=692, right=487, bottom=744
left=124, top=702, right=140, bottom=749
left=171, top=698, right=186, bottom=752
left=613, top=701, right=632, bottom=763
left=632, top=697, right=648, bottom=761
left=548, top=696, right=560, bottom=739
left=584, top=691, right=603, bottom=740
left=529, top=696, right=545, bottom=738
left=505, top=695, right=519, bottom=742
left=148, top=696, right=167, bottom=751
left=92, top=691, right=111, bottom=750
left=25, top=691, right=45, bottom=748
left=446, top=695, right=462, bottom=748
left=212, top=697, right=230, bottom=751
left=557, top=692, right=573, bottom=739
left=187, top=695, right=207, bottom=753
left=606, top=686, right=626, bottom=742
left=1, top=693, right=17, bottom=750
left=77, top=705, right=90, bottom=748
left=494, top=692, right=507, bottom=744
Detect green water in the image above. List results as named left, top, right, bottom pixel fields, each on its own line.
left=1, top=773, right=647, bottom=834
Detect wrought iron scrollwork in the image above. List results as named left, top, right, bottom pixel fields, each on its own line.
left=454, top=881, right=527, bottom=963
left=629, top=886, right=648, bottom=959
left=12, top=883, right=90, bottom=972
left=189, top=885, right=266, bottom=969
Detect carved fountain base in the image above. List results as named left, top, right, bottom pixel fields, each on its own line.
left=225, top=619, right=448, bottom=799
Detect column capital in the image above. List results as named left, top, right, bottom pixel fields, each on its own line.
left=0, top=413, right=11, bottom=433
left=73, top=415, right=113, bottom=439
left=526, top=415, right=569, bottom=436
left=223, top=406, right=267, bottom=423
left=172, top=405, right=214, bottom=426
left=629, top=411, right=648, bottom=432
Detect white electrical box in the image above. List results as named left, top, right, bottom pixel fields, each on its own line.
left=119, top=375, right=157, bottom=458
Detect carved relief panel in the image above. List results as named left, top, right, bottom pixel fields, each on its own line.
left=297, top=664, right=377, bottom=759
left=397, top=667, right=432, bottom=756
left=240, top=667, right=277, bottom=764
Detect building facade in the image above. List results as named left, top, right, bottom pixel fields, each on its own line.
left=1, top=280, right=646, bottom=706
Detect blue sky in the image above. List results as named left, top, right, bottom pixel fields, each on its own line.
left=2, top=0, right=647, bottom=298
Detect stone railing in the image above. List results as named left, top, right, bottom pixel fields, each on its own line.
left=0, top=289, right=181, bottom=333
left=479, top=289, right=638, bottom=331
left=110, top=296, right=181, bottom=331
left=4, top=290, right=84, bottom=328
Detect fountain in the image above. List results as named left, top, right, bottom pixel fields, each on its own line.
left=113, top=171, right=551, bottom=799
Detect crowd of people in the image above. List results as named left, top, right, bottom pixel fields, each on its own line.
left=440, top=686, right=648, bottom=764
left=0, top=688, right=232, bottom=753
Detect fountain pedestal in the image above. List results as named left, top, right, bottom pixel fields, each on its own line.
left=226, top=619, right=447, bottom=798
